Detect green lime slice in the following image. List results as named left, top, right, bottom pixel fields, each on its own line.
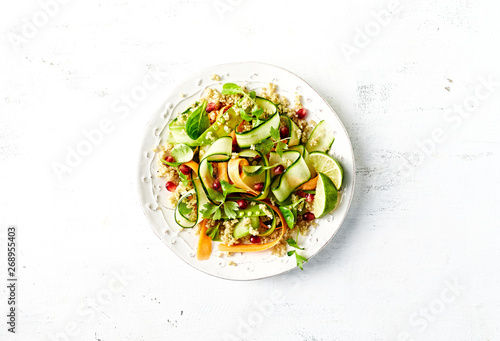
left=307, top=151, right=343, bottom=189
left=312, top=173, right=338, bottom=218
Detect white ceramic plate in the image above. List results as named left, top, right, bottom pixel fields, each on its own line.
left=137, top=62, right=355, bottom=280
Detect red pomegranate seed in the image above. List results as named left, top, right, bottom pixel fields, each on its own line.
left=165, top=155, right=175, bottom=163
left=279, top=126, right=289, bottom=139
left=297, top=191, right=307, bottom=198
left=179, top=164, right=191, bottom=175
left=206, top=102, right=217, bottom=113
left=296, top=108, right=308, bottom=119
left=165, top=181, right=177, bottom=192
left=212, top=179, right=221, bottom=190
left=253, top=182, right=264, bottom=192
left=273, top=165, right=285, bottom=175
left=250, top=235, right=261, bottom=244
left=237, top=199, right=248, bottom=209
left=305, top=193, right=315, bottom=203
left=303, top=212, right=315, bottom=221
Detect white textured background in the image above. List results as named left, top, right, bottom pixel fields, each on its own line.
left=1, top=0, right=500, bottom=340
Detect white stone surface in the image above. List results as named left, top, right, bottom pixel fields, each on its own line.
left=1, top=0, right=499, bottom=340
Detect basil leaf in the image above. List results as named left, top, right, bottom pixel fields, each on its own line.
left=185, top=100, right=209, bottom=140
left=286, top=238, right=304, bottom=250
left=171, top=144, right=194, bottom=164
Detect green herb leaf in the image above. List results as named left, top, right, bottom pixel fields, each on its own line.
left=223, top=203, right=238, bottom=219
left=286, top=238, right=304, bottom=250
left=251, top=107, right=264, bottom=118
left=295, top=253, right=308, bottom=270
left=206, top=223, right=221, bottom=241
left=221, top=83, right=246, bottom=96
left=275, top=141, right=288, bottom=157
left=270, top=126, right=281, bottom=141
left=212, top=207, right=222, bottom=220
left=185, top=100, right=209, bottom=140
left=207, top=162, right=214, bottom=177
left=287, top=250, right=296, bottom=257
left=201, top=203, right=219, bottom=219
left=249, top=91, right=256, bottom=100
left=239, top=108, right=253, bottom=122
left=280, top=206, right=296, bottom=229
left=207, top=188, right=224, bottom=203
left=255, top=139, right=274, bottom=156
left=178, top=169, right=191, bottom=186
left=220, top=180, right=245, bottom=199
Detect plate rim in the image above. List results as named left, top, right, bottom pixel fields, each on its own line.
left=137, top=61, right=356, bottom=281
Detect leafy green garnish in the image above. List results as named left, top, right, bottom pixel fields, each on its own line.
left=242, top=163, right=283, bottom=176
left=222, top=83, right=248, bottom=98
left=286, top=238, right=304, bottom=250
left=200, top=181, right=245, bottom=220
left=255, top=139, right=274, bottom=155
left=207, top=162, right=214, bottom=177
left=220, top=180, right=245, bottom=199
left=206, top=223, right=221, bottom=241
left=223, top=201, right=239, bottom=219
left=270, top=126, right=288, bottom=157
left=287, top=250, right=308, bottom=270
left=239, top=108, right=253, bottom=122
left=177, top=169, right=191, bottom=186
left=185, top=100, right=209, bottom=140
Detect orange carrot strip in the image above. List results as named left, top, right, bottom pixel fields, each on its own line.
left=218, top=202, right=287, bottom=252
left=298, top=175, right=318, bottom=191
left=197, top=219, right=212, bottom=260
left=228, top=158, right=259, bottom=195
left=217, top=162, right=230, bottom=183
left=229, top=131, right=237, bottom=145
left=184, top=160, right=199, bottom=176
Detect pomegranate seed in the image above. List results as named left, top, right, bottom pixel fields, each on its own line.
left=250, top=235, right=261, bottom=244
left=305, top=193, right=314, bottom=203
left=232, top=144, right=240, bottom=153
left=165, top=181, right=177, bottom=192
left=206, top=102, right=217, bottom=113
left=179, top=164, right=191, bottom=175
left=253, top=182, right=264, bottom=192
left=165, top=155, right=175, bottom=163
left=237, top=199, right=248, bottom=209
left=212, top=179, right=221, bottom=190
left=273, top=165, right=285, bottom=175
left=297, top=191, right=307, bottom=198
left=296, top=108, right=308, bottom=119
left=279, top=126, right=289, bottom=139
left=303, top=212, right=315, bottom=221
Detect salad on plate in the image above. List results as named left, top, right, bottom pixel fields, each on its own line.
left=155, top=81, right=343, bottom=269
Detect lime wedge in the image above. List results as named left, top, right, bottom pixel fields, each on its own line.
left=312, top=173, right=338, bottom=218
left=307, top=151, right=343, bottom=189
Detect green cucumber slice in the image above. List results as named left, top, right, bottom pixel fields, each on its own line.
left=233, top=216, right=260, bottom=239
left=271, top=150, right=311, bottom=202
left=305, top=120, right=335, bottom=153
left=235, top=112, right=280, bottom=148
left=289, top=145, right=305, bottom=157
left=238, top=149, right=260, bottom=158
left=255, top=97, right=277, bottom=116
left=174, top=190, right=197, bottom=228
left=196, top=107, right=242, bottom=145
left=198, top=136, right=233, bottom=203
